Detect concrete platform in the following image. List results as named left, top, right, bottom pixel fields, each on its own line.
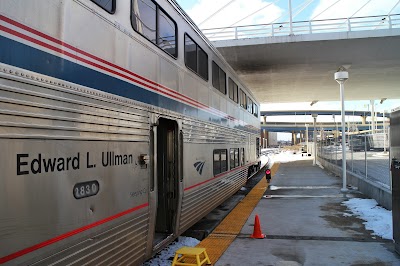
left=215, top=158, right=400, bottom=265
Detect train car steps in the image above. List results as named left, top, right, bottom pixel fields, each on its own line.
left=172, top=247, right=211, bottom=266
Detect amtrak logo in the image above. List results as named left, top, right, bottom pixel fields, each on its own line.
left=194, top=161, right=205, bottom=175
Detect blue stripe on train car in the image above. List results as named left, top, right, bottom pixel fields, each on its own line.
left=0, top=35, right=258, bottom=134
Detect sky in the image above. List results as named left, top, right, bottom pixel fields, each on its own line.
left=175, top=0, right=400, bottom=140
left=176, top=0, right=400, bottom=29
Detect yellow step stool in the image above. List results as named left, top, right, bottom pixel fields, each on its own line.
left=172, top=247, right=211, bottom=266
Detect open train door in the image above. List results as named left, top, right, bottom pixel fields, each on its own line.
left=149, top=117, right=182, bottom=253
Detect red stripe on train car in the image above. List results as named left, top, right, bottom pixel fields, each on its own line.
left=0, top=203, right=149, bottom=264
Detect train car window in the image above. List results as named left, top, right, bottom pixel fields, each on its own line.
left=228, top=78, right=238, bottom=103
left=253, top=103, right=259, bottom=117
left=221, top=149, right=227, bottom=172
left=239, top=89, right=247, bottom=109
left=241, top=148, right=245, bottom=166
left=213, top=149, right=227, bottom=175
left=185, top=34, right=208, bottom=81
left=212, top=61, right=226, bottom=94
left=212, top=62, right=219, bottom=90
left=185, top=34, right=197, bottom=72
left=132, top=0, right=177, bottom=58
left=247, top=97, right=254, bottom=113
left=256, top=138, right=260, bottom=157
left=158, top=8, right=177, bottom=57
left=198, top=47, right=208, bottom=80
left=91, top=0, right=116, bottom=14
left=219, top=67, right=226, bottom=94
left=230, top=148, right=240, bottom=170
left=235, top=148, right=239, bottom=167
left=132, top=0, right=156, bottom=43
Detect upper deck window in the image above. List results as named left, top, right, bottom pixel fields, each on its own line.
left=239, top=89, right=247, bottom=109
left=212, top=61, right=226, bottom=94
left=247, top=97, right=254, bottom=113
left=185, top=34, right=208, bottom=81
left=253, top=103, right=259, bottom=117
left=132, top=0, right=177, bottom=58
left=91, top=0, right=116, bottom=14
left=228, top=78, right=238, bottom=103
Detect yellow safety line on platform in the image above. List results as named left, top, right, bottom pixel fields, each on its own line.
left=195, top=163, right=280, bottom=265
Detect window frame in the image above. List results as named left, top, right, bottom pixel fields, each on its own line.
left=247, top=97, right=254, bottom=113
left=184, top=33, right=208, bottom=81
left=228, top=78, right=238, bottom=103
left=239, top=89, right=247, bottom=109
left=131, top=0, right=178, bottom=59
left=213, top=149, right=228, bottom=176
left=212, top=61, right=226, bottom=95
left=240, top=148, right=245, bottom=166
left=230, top=148, right=240, bottom=170
left=253, top=103, right=259, bottom=117
left=91, top=0, right=116, bottom=14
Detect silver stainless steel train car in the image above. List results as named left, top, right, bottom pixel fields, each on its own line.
left=0, top=0, right=261, bottom=264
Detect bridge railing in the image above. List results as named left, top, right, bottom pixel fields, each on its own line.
left=202, top=13, right=400, bottom=41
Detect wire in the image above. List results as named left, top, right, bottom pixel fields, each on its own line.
left=198, top=0, right=237, bottom=26
left=311, top=0, right=342, bottom=20
left=349, top=0, right=372, bottom=18
left=229, top=0, right=283, bottom=27
left=293, top=0, right=315, bottom=19
left=388, top=0, right=400, bottom=15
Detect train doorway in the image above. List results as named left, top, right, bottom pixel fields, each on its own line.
left=153, top=118, right=179, bottom=247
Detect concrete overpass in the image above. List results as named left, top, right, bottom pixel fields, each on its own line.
left=204, top=14, right=400, bottom=103
left=261, top=110, right=386, bottom=117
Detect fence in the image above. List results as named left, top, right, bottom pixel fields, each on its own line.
left=317, top=130, right=391, bottom=189
left=202, top=13, right=400, bottom=41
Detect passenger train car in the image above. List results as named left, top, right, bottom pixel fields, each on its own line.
left=0, top=0, right=261, bottom=264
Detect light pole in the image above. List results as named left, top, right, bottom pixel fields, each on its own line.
left=305, top=124, right=309, bottom=154
left=312, top=114, right=318, bottom=166
left=335, top=69, right=349, bottom=193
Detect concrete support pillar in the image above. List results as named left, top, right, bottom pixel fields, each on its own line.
left=292, top=131, right=296, bottom=145
left=265, top=130, right=269, bottom=148
left=361, top=115, right=366, bottom=125
left=371, top=100, right=375, bottom=134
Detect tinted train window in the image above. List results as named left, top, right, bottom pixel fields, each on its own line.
left=198, top=48, right=208, bottom=80
left=212, top=61, right=226, bottom=94
left=158, top=8, right=177, bottom=56
left=132, top=0, right=177, bottom=57
left=185, top=35, right=197, bottom=71
left=230, top=148, right=239, bottom=170
left=185, top=34, right=208, bottom=81
left=240, top=89, right=247, bottom=109
left=213, top=149, right=227, bottom=176
left=228, top=78, right=238, bottom=103
left=247, top=97, right=253, bottom=113
left=253, top=103, right=258, bottom=117
left=91, top=0, right=116, bottom=13
left=241, top=148, right=245, bottom=166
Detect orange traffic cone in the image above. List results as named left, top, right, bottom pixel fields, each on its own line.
left=250, top=214, right=265, bottom=239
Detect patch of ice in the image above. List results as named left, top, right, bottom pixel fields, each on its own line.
left=342, top=198, right=393, bottom=240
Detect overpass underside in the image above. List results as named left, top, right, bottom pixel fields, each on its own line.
left=212, top=29, right=400, bottom=103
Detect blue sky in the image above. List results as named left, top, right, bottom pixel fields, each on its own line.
left=175, top=0, right=400, bottom=139
left=176, top=0, right=400, bottom=29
